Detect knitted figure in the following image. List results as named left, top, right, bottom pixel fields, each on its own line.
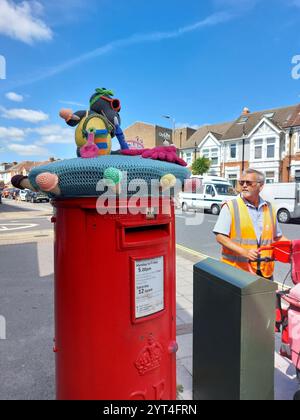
left=59, top=88, right=129, bottom=157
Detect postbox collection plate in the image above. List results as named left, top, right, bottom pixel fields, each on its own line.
left=134, top=256, right=164, bottom=319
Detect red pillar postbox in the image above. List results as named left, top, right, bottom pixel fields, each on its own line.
left=52, top=197, right=177, bottom=400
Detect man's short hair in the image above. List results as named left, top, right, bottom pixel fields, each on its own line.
left=242, top=168, right=265, bottom=184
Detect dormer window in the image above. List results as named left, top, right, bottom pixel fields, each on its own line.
left=264, top=112, right=275, bottom=119
left=238, top=116, right=248, bottom=124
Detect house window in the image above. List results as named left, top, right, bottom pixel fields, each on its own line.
left=228, top=174, right=238, bottom=188
left=295, top=170, right=300, bottom=182
left=254, top=139, right=263, bottom=159
left=185, top=153, right=192, bottom=166
left=265, top=171, right=275, bottom=184
left=201, top=147, right=219, bottom=165
left=230, top=143, right=237, bottom=159
left=266, top=137, right=275, bottom=158
left=211, top=148, right=219, bottom=165
left=202, top=149, right=209, bottom=158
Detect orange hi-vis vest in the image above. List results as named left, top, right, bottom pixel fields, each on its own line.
left=221, top=197, right=277, bottom=279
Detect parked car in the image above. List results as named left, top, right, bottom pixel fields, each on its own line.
left=0, top=181, right=3, bottom=203
left=179, top=177, right=237, bottom=215
left=3, top=188, right=20, bottom=200
left=260, top=182, right=300, bottom=223
left=2, top=188, right=10, bottom=198
left=26, top=191, right=50, bottom=203
left=19, top=189, right=30, bottom=201
left=1, top=188, right=16, bottom=199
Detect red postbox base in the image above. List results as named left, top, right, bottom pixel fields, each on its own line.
left=52, top=197, right=177, bottom=400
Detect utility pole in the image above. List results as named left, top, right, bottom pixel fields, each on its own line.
left=242, top=125, right=246, bottom=173
left=288, top=128, right=293, bottom=182
left=162, top=115, right=176, bottom=145
left=194, top=142, right=198, bottom=162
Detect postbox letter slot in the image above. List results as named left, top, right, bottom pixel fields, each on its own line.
left=122, top=224, right=169, bottom=247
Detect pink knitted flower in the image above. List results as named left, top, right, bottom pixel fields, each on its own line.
left=121, top=146, right=187, bottom=167
left=80, top=132, right=99, bottom=158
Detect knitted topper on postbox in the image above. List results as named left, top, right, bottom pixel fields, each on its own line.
left=11, top=88, right=190, bottom=198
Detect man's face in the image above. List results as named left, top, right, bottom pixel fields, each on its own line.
left=238, top=173, right=264, bottom=201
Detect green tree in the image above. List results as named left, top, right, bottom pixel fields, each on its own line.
left=191, top=157, right=211, bottom=175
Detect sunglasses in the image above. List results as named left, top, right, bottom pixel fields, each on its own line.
left=100, top=96, right=121, bottom=112
left=238, top=180, right=261, bottom=187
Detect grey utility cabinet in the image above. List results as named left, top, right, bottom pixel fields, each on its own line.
left=193, top=258, right=277, bottom=401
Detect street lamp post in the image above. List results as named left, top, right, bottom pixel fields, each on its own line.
left=162, top=115, right=176, bottom=145
left=242, top=125, right=246, bottom=173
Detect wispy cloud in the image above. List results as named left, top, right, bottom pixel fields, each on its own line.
left=28, top=124, right=74, bottom=144
left=0, top=122, right=73, bottom=147
left=59, top=100, right=87, bottom=108
left=0, top=123, right=73, bottom=158
left=9, top=10, right=234, bottom=88
left=5, top=92, right=24, bottom=102
left=0, top=126, right=25, bottom=140
left=0, top=0, right=52, bottom=44
left=7, top=143, right=50, bottom=157
left=0, top=106, right=49, bottom=123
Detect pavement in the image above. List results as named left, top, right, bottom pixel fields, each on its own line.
left=0, top=199, right=299, bottom=400
left=175, top=245, right=299, bottom=401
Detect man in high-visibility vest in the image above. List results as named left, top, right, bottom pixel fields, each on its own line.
left=214, top=168, right=289, bottom=279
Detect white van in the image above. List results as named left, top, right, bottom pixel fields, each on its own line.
left=260, top=182, right=300, bottom=223
left=190, top=175, right=231, bottom=184
left=179, top=178, right=237, bottom=215
left=19, top=189, right=29, bottom=201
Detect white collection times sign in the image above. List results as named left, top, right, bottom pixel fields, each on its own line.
left=135, top=257, right=164, bottom=319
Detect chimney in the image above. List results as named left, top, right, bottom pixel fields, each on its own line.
left=242, top=107, right=250, bottom=115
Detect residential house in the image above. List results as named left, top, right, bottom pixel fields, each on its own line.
left=0, top=162, right=17, bottom=185
left=2, top=158, right=56, bottom=186
left=221, top=105, right=300, bottom=186
left=180, top=104, right=300, bottom=186
left=179, top=122, right=233, bottom=168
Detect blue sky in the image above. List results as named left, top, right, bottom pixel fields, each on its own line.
left=0, top=0, right=300, bottom=161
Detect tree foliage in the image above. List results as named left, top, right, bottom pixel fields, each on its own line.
left=191, top=157, right=211, bottom=175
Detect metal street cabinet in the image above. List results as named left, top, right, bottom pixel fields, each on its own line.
left=193, top=258, right=277, bottom=400
left=52, top=197, right=177, bottom=400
